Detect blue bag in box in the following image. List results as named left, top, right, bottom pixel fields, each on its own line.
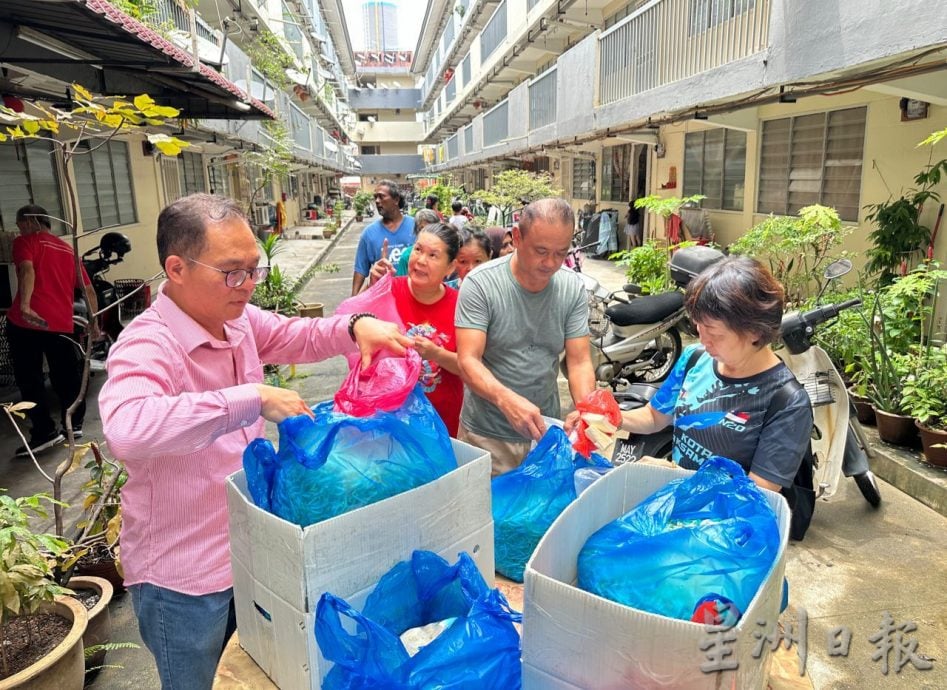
left=315, top=550, right=522, bottom=690
left=491, top=426, right=611, bottom=582
left=243, top=383, right=456, bottom=527
left=577, top=456, right=781, bottom=622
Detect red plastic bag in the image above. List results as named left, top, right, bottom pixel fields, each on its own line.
left=572, top=389, right=622, bottom=458
left=334, top=350, right=422, bottom=417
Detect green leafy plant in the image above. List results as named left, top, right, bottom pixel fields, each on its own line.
left=864, top=132, right=947, bottom=285
left=0, top=491, right=73, bottom=676
left=245, top=30, right=296, bottom=90
left=612, top=241, right=671, bottom=295
left=902, top=345, right=947, bottom=430
left=729, top=205, right=850, bottom=304
left=472, top=170, right=562, bottom=226
left=353, top=190, right=373, bottom=216
left=633, top=194, right=706, bottom=220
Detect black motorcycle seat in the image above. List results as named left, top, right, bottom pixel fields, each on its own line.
left=605, top=291, right=684, bottom=327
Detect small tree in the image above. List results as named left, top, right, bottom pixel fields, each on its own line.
left=730, top=205, right=850, bottom=304
left=0, top=85, right=185, bottom=541
left=472, top=169, right=562, bottom=226
left=0, top=491, right=72, bottom=675
left=244, top=119, right=294, bottom=218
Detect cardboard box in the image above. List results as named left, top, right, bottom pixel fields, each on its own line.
left=522, top=462, right=791, bottom=690
left=227, top=438, right=494, bottom=689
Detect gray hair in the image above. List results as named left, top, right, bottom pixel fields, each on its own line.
left=518, top=197, right=574, bottom=236
left=157, top=193, right=248, bottom=268
left=414, top=208, right=441, bottom=231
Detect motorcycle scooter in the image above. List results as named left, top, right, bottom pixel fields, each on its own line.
left=577, top=245, right=726, bottom=386
left=612, top=258, right=881, bottom=509
left=73, top=232, right=145, bottom=371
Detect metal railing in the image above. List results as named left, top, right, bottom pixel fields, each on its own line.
left=483, top=98, right=509, bottom=147
left=599, top=0, right=770, bottom=105
left=445, top=74, right=457, bottom=103
left=529, top=66, right=557, bottom=130
left=464, top=124, right=473, bottom=155
left=480, top=1, right=507, bottom=62
left=289, top=103, right=311, bottom=151
left=446, top=133, right=459, bottom=160
left=461, top=52, right=471, bottom=87
left=153, top=0, right=219, bottom=45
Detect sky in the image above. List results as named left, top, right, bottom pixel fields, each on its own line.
left=341, top=0, right=426, bottom=51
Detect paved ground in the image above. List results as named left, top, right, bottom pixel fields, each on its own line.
left=2, top=216, right=945, bottom=688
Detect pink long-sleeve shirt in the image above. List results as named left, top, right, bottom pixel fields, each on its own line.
left=99, top=285, right=354, bottom=595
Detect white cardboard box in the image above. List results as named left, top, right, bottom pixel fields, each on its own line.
left=522, top=462, right=790, bottom=690
left=227, top=438, right=495, bottom=689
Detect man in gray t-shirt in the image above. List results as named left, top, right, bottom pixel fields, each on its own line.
left=456, top=198, right=595, bottom=474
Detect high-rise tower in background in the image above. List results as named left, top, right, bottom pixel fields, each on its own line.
left=362, top=0, right=398, bottom=51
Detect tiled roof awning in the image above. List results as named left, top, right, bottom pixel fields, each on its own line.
left=0, top=0, right=274, bottom=119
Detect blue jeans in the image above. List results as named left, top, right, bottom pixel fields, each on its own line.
left=130, top=583, right=236, bottom=690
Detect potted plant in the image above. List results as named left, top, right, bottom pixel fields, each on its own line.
left=0, top=492, right=88, bottom=688
left=864, top=153, right=946, bottom=286
left=71, top=443, right=125, bottom=593
left=902, top=346, right=947, bottom=467
left=353, top=190, right=372, bottom=222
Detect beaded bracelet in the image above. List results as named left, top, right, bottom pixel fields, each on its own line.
left=347, top=312, right=375, bottom=340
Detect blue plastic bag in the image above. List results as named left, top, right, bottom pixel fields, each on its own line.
left=578, top=456, right=781, bottom=622
left=315, top=551, right=522, bottom=690
left=243, top=385, right=457, bottom=527
left=492, top=426, right=611, bottom=582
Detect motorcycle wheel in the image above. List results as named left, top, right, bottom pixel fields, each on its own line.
left=853, top=471, right=882, bottom=507
left=630, top=328, right=683, bottom=384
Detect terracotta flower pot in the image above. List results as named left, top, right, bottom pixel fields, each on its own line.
left=0, top=596, right=88, bottom=690
left=298, top=303, right=325, bottom=319
left=874, top=408, right=920, bottom=447
left=848, top=390, right=875, bottom=426
left=916, top=421, right=947, bottom=468
left=68, top=575, right=114, bottom=672
left=74, top=556, right=124, bottom=594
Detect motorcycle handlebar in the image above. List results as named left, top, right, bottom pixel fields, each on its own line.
left=781, top=297, right=862, bottom=354
left=800, top=298, right=862, bottom=328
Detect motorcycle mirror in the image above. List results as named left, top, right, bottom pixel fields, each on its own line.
left=823, top=258, right=853, bottom=281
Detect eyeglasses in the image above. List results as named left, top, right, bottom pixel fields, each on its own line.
left=186, top=257, right=270, bottom=288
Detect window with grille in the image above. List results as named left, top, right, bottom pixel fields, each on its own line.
left=74, top=140, right=137, bottom=230
left=757, top=107, right=866, bottom=221
left=683, top=129, right=747, bottom=211
left=208, top=164, right=231, bottom=197
left=181, top=152, right=206, bottom=196
left=572, top=158, right=596, bottom=199
left=361, top=145, right=380, bottom=155
left=0, top=139, right=64, bottom=233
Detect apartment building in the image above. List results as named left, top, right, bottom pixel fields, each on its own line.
left=416, top=0, right=947, bottom=262
left=0, top=0, right=357, bottom=285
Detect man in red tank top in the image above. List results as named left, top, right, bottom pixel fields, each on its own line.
left=7, top=204, right=96, bottom=456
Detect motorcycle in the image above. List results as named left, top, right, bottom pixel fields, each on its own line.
left=73, top=232, right=141, bottom=371
left=576, top=244, right=726, bottom=387
left=611, top=258, right=882, bottom=510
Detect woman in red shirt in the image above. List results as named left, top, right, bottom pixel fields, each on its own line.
left=390, top=223, right=463, bottom=435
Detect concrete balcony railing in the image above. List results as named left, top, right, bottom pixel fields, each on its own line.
left=599, top=0, right=771, bottom=106
left=348, top=88, right=421, bottom=110
left=354, top=121, right=426, bottom=144
left=357, top=154, right=426, bottom=175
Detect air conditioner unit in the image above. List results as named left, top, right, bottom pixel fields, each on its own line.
left=252, top=205, right=270, bottom=227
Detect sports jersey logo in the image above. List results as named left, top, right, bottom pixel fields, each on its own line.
left=722, top=411, right=750, bottom=432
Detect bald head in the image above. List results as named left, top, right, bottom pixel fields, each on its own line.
left=518, top=198, right=574, bottom=236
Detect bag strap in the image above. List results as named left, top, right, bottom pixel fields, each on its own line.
left=763, top=378, right=805, bottom=426
left=683, top=345, right=705, bottom=378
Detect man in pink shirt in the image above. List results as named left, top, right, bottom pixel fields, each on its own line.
left=99, top=194, right=409, bottom=690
